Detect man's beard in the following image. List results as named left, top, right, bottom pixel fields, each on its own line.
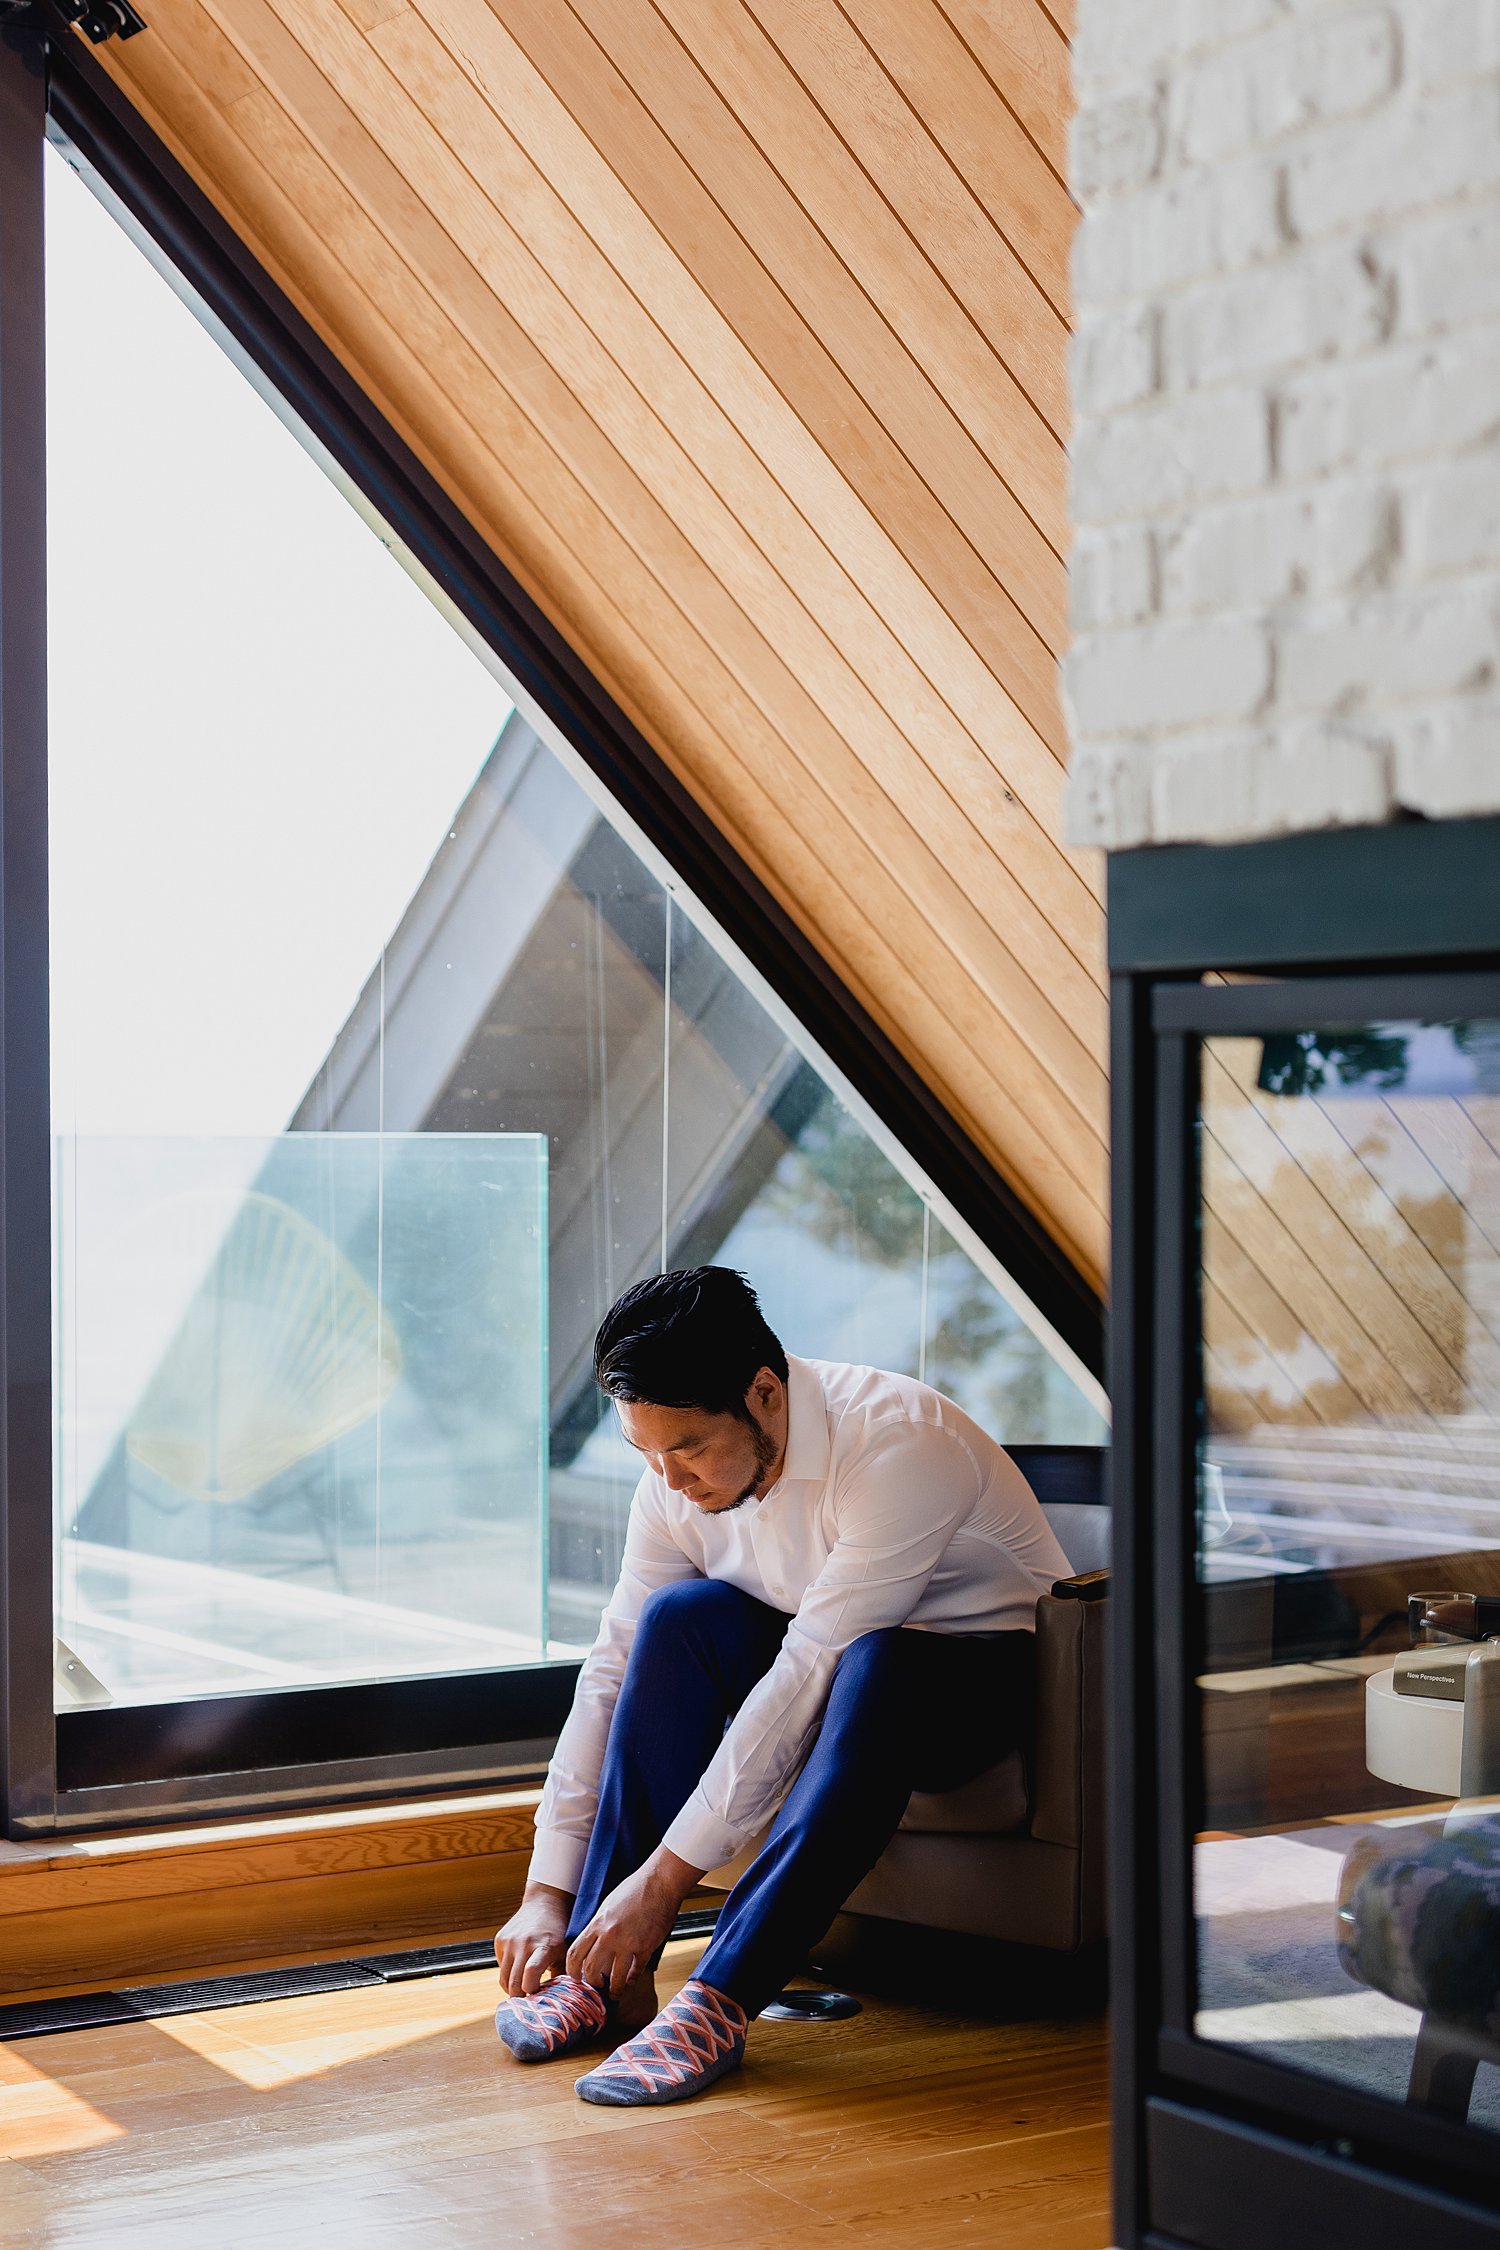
left=725, top=1419, right=781, bottom=1508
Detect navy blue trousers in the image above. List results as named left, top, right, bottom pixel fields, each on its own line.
left=565, top=1577, right=1034, bottom=2017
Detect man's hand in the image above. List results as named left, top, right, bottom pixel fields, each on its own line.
left=565, top=1847, right=701, bottom=1998
left=495, top=1881, right=574, bottom=1995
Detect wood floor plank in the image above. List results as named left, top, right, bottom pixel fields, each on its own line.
left=1, top=1945, right=1110, bottom=2246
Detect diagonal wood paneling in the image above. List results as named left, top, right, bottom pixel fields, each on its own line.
left=97, top=0, right=1108, bottom=1291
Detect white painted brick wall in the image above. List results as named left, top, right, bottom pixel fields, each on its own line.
left=1063, top=0, right=1500, bottom=848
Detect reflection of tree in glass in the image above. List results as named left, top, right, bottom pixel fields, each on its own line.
left=765, top=1090, right=1071, bottom=1441
left=928, top=1287, right=1052, bottom=1438
left=769, top=1092, right=925, bottom=1262
left=1257, top=1028, right=1408, bottom=1096
left=1453, top=1021, right=1500, bottom=1093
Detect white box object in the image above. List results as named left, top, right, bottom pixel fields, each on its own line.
left=1366, top=1664, right=1464, bottom=1796
left=1366, top=1646, right=1500, bottom=1798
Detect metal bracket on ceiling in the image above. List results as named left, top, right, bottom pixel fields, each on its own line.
left=0, top=0, right=146, bottom=43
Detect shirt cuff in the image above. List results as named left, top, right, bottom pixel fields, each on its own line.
left=662, top=1792, right=755, bottom=1876
left=527, top=1827, right=589, bottom=1894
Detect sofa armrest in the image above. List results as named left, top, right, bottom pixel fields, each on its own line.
left=1030, top=1584, right=1108, bottom=1852
left=1051, top=1568, right=1110, bottom=1603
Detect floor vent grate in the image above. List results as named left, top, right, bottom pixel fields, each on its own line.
left=0, top=1913, right=721, bottom=2040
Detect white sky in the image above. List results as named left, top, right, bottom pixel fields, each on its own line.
left=45, top=145, right=512, bottom=1139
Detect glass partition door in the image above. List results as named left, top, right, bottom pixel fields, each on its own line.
left=1107, top=823, right=1500, bottom=2250
left=1147, top=973, right=1500, bottom=2201
left=1195, top=1005, right=1500, bottom=2133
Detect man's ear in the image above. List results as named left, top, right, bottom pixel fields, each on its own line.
left=747, top=1366, right=781, bottom=1412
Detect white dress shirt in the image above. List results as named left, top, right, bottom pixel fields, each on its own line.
left=529, top=1356, right=1072, bottom=1892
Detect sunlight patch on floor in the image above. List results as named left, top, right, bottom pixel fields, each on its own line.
left=0, top=2046, right=127, bottom=2159
left=151, top=1974, right=501, bottom=2089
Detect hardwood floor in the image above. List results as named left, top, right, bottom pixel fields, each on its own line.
left=0, top=1937, right=1111, bottom=2247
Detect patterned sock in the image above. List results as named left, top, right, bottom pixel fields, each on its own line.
left=495, top=1975, right=610, bottom=2062
left=574, top=1979, right=748, bottom=2107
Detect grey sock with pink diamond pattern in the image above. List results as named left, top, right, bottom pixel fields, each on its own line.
left=573, top=1978, right=748, bottom=2107
left=495, top=1975, right=611, bottom=2062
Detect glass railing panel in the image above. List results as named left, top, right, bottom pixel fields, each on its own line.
left=53, top=1133, right=547, bottom=1707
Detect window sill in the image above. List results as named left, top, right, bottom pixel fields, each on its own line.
left=0, top=1787, right=542, bottom=2004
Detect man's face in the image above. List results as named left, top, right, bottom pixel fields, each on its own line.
left=615, top=1374, right=784, bottom=1513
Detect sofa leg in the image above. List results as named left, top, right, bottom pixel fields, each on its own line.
left=1407, top=2014, right=1479, bottom=2121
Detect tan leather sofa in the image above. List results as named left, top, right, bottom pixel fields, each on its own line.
left=706, top=1446, right=1110, bottom=1955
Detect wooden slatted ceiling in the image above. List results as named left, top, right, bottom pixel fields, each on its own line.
left=97, top=0, right=1106, bottom=1292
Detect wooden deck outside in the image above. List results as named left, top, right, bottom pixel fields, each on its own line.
left=0, top=1937, right=1111, bottom=2247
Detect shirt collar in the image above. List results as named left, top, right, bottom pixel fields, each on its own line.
left=777, top=1355, right=831, bottom=1488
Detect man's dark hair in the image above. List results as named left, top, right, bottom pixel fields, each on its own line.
left=593, top=1267, right=788, bottom=1417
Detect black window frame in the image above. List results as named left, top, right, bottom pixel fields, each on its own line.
left=1108, top=814, right=1500, bottom=2250
left=0, top=21, right=1102, bottom=1838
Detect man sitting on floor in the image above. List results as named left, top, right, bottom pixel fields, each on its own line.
left=494, top=1265, right=1069, bottom=2108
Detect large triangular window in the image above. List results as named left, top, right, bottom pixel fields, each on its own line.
left=9, top=54, right=1103, bottom=1822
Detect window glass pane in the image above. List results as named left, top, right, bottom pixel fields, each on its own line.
left=46, top=142, right=1104, bottom=1716
left=56, top=1134, right=546, bottom=1701
left=1194, top=1015, right=1500, bottom=2133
